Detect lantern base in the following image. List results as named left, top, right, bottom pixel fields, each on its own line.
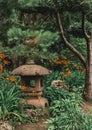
left=20, top=97, right=49, bottom=111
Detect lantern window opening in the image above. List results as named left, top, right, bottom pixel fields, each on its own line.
left=41, top=79, right=43, bottom=87
left=30, top=80, right=35, bottom=88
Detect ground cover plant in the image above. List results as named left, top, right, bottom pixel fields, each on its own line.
left=44, top=74, right=92, bottom=130
left=0, top=75, right=45, bottom=129
left=0, top=53, right=91, bottom=130
left=0, top=60, right=44, bottom=126
left=46, top=98, right=92, bottom=130
left=43, top=66, right=92, bottom=130
left=0, top=0, right=92, bottom=129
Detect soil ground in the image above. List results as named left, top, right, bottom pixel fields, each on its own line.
left=14, top=101, right=92, bottom=130
left=82, top=101, right=92, bottom=113
left=15, top=116, right=48, bottom=130
left=15, top=122, right=46, bottom=130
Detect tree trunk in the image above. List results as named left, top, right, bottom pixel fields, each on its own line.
left=55, top=10, right=92, bottom=102
left=84, top=38, right=92, bottom=101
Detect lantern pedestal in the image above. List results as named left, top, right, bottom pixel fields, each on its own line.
left=21, top=88, right=49, bottom=111
left=11, top=60, right=52, bottom=111
left=20, top=97, right=49, bottom=111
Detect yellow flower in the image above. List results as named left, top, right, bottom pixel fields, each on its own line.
left=9, top=76, right=16, bottom=81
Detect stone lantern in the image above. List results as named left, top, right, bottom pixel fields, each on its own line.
left=11, top=60, right=52, bottom=110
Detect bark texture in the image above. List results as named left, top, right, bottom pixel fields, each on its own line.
left=56, top=10, right=92, bottom=102
left=85, top=38, right=92, bottom=101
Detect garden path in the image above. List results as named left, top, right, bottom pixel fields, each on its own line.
left=83, top=101, right=92, bottom=113
left=15, top=101, right=92, bottom=130
left=15, top=117, right=47, bottom=130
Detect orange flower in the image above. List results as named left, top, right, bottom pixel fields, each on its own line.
left=55, top=57, right=59, bottom=60
left=32, top=90, right=35, bottom=93
left=56, top=60, right=62, bottom=64
left=55, top=58, right=62, bottom=64
left=3, top=60, right=10, bottom=65
left=60, top=72, right=64, bottom=75
left=0, top=64, right=3, bottom=73
left=63, top=71, right=72, bottom=77
left=9, top=76, right=16, bottom=81
left=63, top=74, right=68, bottom=77
left=48, top=59, right=52, bottom=63
left=74, top=64, right=80, bottom=69
left=21, top=86, right=27, bottom=90
left=0, top=53, right=6, bottom=58
left=67, top=71, right=72, bottom=76
left=62, top=60, right=69, bottom=65
left=65, top=68, right=69, bottom=71
left=61, top=80, right=65, bottom=83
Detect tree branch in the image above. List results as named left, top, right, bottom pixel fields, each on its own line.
left=56, top=11, right=86, bottom=68
left=82, top=12, right=90, bottom=41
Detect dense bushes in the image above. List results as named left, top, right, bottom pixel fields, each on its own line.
left=0, top=53, right=90, bottom=130
left=44, top=71, right=85, bottom=91
left=43, top=70, right=92, bottom=130
left=46, top=99, right=92, bottom=130
left=0, top=78, right=21, bottom=121
left=44, top=88, right=92, bottom=130
left=0, top=78, right=42, bottom=124
left=43, top=86, right=83, bottom=104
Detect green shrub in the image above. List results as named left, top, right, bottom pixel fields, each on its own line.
left=49, top=98, right=82, bottom=117
left=46, top=113, right=92, bottom=130
left=44, top=71, right=85, bottom=93
left=0, top=78, right=44, bottom=125
left=0, top=79, right=21, bottom=121
left=65, top=71, right=85, bottom=88
left=43, top=86, right=83, bottom=104
left=46, top=99, right=92, bottom=130
left=44, top=71, right=62, bottom=87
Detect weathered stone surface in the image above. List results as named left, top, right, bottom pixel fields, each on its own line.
left=51, top=80, right=68, bottom=90
left=11, top=61, right=52, bottom=76
left=21, top=97, right=49, bottom=111
left=11, top=60, right=51, bottom=111
left=0, top=121, right=12, bottom=130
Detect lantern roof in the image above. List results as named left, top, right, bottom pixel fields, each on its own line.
left=11, top=60, right=52, bottom=76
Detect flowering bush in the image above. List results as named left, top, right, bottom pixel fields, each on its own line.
left=0, top=53, right=10, bottom=73
left=0, top=78, right=21, bottom=120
